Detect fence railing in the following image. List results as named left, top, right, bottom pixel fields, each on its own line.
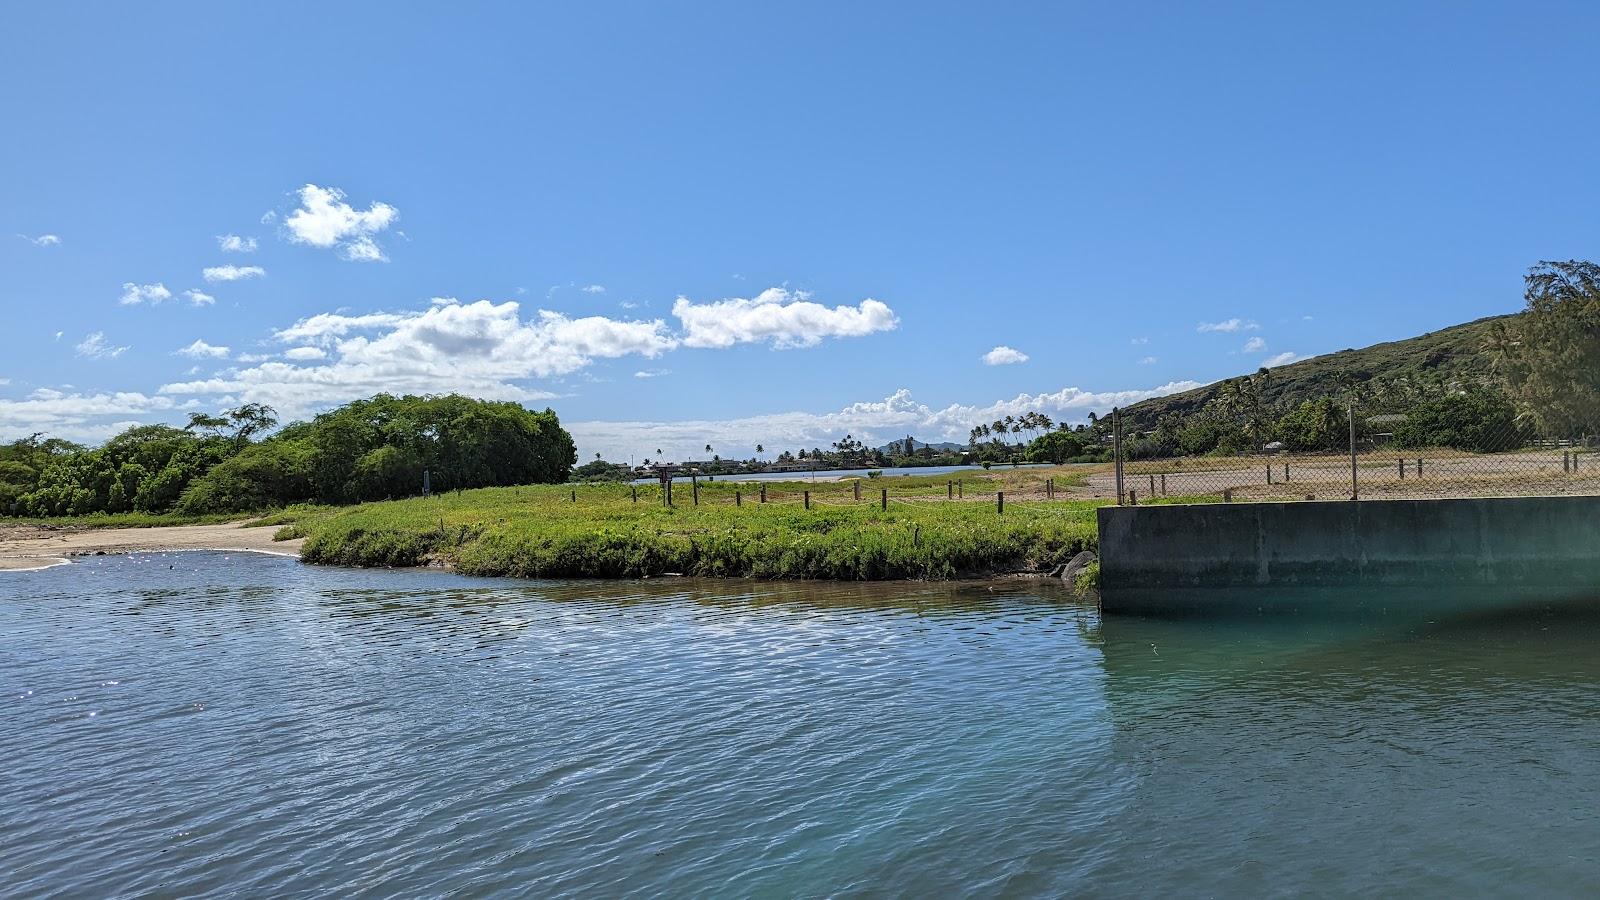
left=1109, top=403, right=1600, bottom=505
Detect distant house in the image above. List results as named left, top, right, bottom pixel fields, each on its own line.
left=1366, top=413, right=1407, bottom=445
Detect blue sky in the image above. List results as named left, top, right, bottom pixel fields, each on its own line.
left=4, top=2, right=1598, bottom=459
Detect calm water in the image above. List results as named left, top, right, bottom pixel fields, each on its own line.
left=4, top=554, right=1600, bottom=897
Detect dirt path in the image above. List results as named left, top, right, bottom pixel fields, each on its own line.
left=0, top=521, right=303, bottom=572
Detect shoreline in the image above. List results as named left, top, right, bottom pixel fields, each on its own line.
left=0, top=522, right=305, bottom=572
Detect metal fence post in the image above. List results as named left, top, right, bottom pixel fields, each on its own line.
left=1349, top=401, right=1359, bottom=501
left=1113, top=407, right=1126, bottom=505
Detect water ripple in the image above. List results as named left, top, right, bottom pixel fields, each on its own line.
left=4, top=554, right=1600, bottom=896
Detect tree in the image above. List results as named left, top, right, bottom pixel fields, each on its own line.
left=1392, top=387, right=1523, bottom=453
left=1026, top=431, right=1086, bottom=464
left=1494, top=260, right=1600, bottom=438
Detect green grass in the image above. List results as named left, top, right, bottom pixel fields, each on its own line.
left=276, top=472, right=1109, bottom=580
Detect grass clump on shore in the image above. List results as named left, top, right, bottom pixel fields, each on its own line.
left=280, top=470, right=1108, bottom=580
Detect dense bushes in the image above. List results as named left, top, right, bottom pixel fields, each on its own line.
left=1391, top=389, right=1524, bottom=452
left=2, top=394, right=579, bottom=517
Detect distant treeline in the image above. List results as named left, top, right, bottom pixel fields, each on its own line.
left=0, top=394, right=577, bottom=517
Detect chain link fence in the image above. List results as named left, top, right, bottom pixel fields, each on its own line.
left=1105, top=402, right=1600, bottom=505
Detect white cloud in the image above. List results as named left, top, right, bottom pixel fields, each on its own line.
left=1131, top=336, right=1149, bottom=345
left=235, top=353, right=272, bottom=363
left=982, top=346, right=1029, bottom=366
left=283, top=184, right=398, bottom=262
left=582, top=284, right=606, bottom=294
left=217, top=234, right=258, bottom=253
left=1242, top=336, right=1267, bottom=353
left=175, top=339, right=229, bottom=359
left=634, top=369, right=670, bottom=379
left=119, top=282, right=172, bottom=305
left=0, top=390, right=175, bottom=443
left=161, top=298, right=674, bottom=418
left=202, top=264, right=265, bottom=282
left=1263, top=351, right=1303, bottom=367
left=673, top=288, right=898, bottom=349
left=19, top=233, right=61, bottom=247
left=567, top=383, right=1202, bottom=461
left=183, top=289, right=215, bottom=306
left=152, top=287, right=901, bottom=423
left=54, top=331, right=63, bottom=341
left=1138, top=356, right=1158, bottom=365
left=273, top=310, right=416, bottom=344
left=1197, top=318, right=1259, bottom=334
left=75, top=332, right=129, bottom=360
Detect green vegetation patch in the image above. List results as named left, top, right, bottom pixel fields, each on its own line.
left=285, top=480, right=1105, bottom=580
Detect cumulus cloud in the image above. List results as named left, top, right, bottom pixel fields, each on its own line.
left=0, top=390, right=175, bottom=443
left=217, top=234, right=258, bottom=253
left=160, top=298, right=674, bottom=418
left=1197, top=318, right=1259, bottom=333
left=75, top=332, right=129, bottom=360
left=119, top=282, right=172, bottom=305
left=982, top=346, right=1029, bottom=366
left=202, top=264, right=265, bottom=282
left=183, top=289, right=215, bottom=306
left=283, top=184, right=398, bottom=262
left=582, top=284, right=606, bottom=294
left=1263, top=351, right=1303, bottom=367
left=672, top=288, right=897, bottom=349
left=567, top=383, right=1202, bottom=461
left=283, top=346, right=326, bottom=361
left=175, top=339, right=229, bottom=359
left=1242, top=336, right=1267, bottom=353
left=19, top=233, right=61, bottom=247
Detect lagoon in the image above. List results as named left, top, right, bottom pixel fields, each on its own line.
left=5, top=553, right=1600, bottom=895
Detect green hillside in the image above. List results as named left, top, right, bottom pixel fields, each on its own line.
left=1119, top=313, right=1516, bottom=428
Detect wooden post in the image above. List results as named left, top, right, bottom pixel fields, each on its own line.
left=1160, top=473, right=1167, bottom=495
left=693, top=480, right=699, bottom=505
left=1266, top=464, right=1273, bottom=485
left=1398, top=458, right=1405, bottom=480
left=1417, top=458, right=1423, bottom=477
left=804, top=490, right=810, bottom=510
left=761, top=483, right=767, bottom=503
left=1128, top=489, right=1137, bottom=506
left=1565, top=451, right=1572, bottom=473
left=997, top=491, right=1004, bottom=514
left=854, top=480, right=861, bottom=501
left=881, top=488, right=887, bottom=510
left=947, top=481, right=953, bottom=500
left=632, top=485, right=638, bottom=503
left=1223, top=488, right=1233, bottom=503
left=736, top=491, right=742, bottom=507
left=1149, top=474, right=1156, bottom=496
left=957, top=481, right=963, bottom=499
left=1283, top=462, right=1289, bottom=482
left=571, top=489, right=576, bottom=502
left=1047, top=478, right=1054, bottom=500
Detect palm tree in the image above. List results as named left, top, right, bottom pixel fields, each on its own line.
left=755, top=443, right=764, bottom=460
left=705, top=443, right=712, bottom=457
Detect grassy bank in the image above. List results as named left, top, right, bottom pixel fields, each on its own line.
left=275, top=468, right=1113, bottom=579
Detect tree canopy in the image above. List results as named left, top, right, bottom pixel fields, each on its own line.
left=2, top=394, right=578, bottom=517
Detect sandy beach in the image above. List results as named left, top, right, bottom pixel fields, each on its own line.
left=0, top=521, right=303, bottom=572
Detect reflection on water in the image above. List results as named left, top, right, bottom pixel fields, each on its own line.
left=3, top=553, right=1597, bottom=896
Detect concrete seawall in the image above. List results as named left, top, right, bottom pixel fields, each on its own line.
left=1098, top=497, right=1600, bottom=615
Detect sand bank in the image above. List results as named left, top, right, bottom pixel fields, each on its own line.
left=0, top=521, right=303, bottom=572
